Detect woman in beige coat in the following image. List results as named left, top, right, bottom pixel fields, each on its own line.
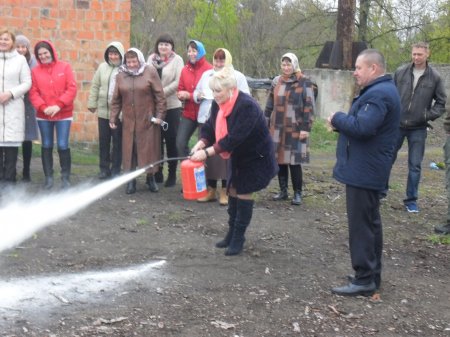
left=147, top=33, right=184, bottom=187
left=109, top=48, right=166, bottom=194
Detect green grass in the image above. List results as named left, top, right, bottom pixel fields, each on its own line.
left=310, top=119, right=338, bottom=153
left=24, top=142, right=98, bottom=166
left=136, top=218, right=150, bottom=226
left=428, top=234, right=450, bottom=245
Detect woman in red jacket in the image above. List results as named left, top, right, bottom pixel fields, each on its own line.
left=175, top=40, right=212, bottom=158
left=29, top=40, right=77, bottom=190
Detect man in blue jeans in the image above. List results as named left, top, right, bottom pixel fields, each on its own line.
left=391, top=42, right=447, bottom=213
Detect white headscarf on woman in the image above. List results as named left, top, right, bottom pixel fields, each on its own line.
left=281, top=52, right=301, bottom=73
left=120, top=47, right=147, bottom=76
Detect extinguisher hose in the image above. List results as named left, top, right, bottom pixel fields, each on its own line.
left=143, top=156, right=190, bottom=170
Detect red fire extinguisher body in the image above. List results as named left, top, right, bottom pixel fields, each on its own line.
left=180, top=159, right=208, bottom=200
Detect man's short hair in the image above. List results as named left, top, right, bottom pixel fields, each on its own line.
left=412, top=41, right=429, bottom=50
left=358, top=49, right=386, bottom=71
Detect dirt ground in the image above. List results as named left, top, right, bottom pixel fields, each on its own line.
left=1, top=125, right=450, bottom=337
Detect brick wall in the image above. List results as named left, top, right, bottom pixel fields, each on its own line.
left=1, top=0, right=131, bottom=143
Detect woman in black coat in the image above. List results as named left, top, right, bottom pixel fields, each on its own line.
left=190, top=66, right=278, bottom=256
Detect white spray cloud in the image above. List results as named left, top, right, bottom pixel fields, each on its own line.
left=0, top=260, right=166, bottom=321
left=0, top=168, right=145, bottom=253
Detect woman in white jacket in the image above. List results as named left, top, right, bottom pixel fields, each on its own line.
left=0, top=30, right=32, bottom=184
left=194, top=48, right=250, bottom=205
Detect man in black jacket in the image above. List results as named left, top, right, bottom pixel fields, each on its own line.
left=391, top=42, right=447, bottom=213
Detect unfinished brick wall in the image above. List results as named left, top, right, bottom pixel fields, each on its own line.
left=1, top=0, right=131, bottom=143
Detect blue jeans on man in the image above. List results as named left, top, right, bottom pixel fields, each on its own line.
left=392, top=127, right=427, bottom=210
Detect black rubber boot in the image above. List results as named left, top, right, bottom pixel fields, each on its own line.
left=41, top=147, right=54, bottom=190
left=146, top=174, right=159, bottom=192
left=164, top=161, right=177, bottom=187
left=22, top=141, right=32, bottom=182
left=58, top=148, right=71, bottom=189
left=273, top=165, right=288, bottom=200
left=225, top=199, right=254, bottom=256
left=216, top=196, right=238, bottom=248
left=290, top=164, right=303, bottom=205
left=126, top=179, right=136, bottom=194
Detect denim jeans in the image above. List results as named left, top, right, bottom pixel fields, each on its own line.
left=176, top=116, right=198, bottom=157
left=38, top=120, right=72, bottom=150
left=444, top=136, right=450, bottom=223
left=393, top=128, right=427, bottom=204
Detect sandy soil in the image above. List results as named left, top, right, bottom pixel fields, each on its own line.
left=1, top=125, right=450, bottom=337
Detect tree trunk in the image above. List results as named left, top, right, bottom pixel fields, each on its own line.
left=336, top=0, right=356, bottom=69
left=358, top=0, right=370, bottom=42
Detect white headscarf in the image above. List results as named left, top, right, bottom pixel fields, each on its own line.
left=120, top=47, right=147, bottom=76
left=281, top=52, right=301, bottom=73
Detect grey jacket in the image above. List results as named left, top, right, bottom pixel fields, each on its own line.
left=394, top=62, right=447, bottom=129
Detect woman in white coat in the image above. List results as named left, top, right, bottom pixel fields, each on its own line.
left=0, top=30, right=32, bottom=184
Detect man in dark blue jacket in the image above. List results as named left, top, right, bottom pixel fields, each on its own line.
left=327, top=49, right=401, bottom=296
left=391, top=42, right=447, bottom=213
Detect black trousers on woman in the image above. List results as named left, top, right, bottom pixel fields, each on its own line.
left=0, top=147, right=18, bottom=182
left=157, top=108, right=181, bottom=186
left=98, top=117, right=122, bottom=177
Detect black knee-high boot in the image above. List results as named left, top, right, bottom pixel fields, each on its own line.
left=225, top=198, right=254, bottom=256
left=164, top=136, right=178, bottom=187
left=22, top=141, right=32, bottom=181
left=273, top=165, right=288, bottom=200
left=146, top=174, right=159, bottom=192
left=290, top=164, right=303, bottom=205
left=126, top=178, right=136, bottom=194
left=41, top=147, right=54, bottom=190
left=165, top=160, right=177, bottom=187
left=58, top=148, right=71, bottom=189
left=216, top=195, right=238, bottom=248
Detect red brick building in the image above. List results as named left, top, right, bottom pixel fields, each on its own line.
left=1, top=0, right=131, bottom=143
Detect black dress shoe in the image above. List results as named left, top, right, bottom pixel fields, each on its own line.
left=434, top=224, right=450, bottom=235
left=331, top=282, right=376, bottom=297
left=346, top=274, right=381, bottom=290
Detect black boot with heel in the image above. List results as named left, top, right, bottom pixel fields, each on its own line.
left=273, top=165, right=288, bottom=201
left=42, top=147, right=54, bottom=190
left=225, top=198, right=254, bottom=256
left=290, top=164, right=303, bottom=205
left=216, top=196, right=238, bottom=248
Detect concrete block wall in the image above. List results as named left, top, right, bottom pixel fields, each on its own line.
left=252, top=69, right=357, bottom=119
left=297, top=66, right=450, bottom=119
left=1, top=0, right=131, bottom=143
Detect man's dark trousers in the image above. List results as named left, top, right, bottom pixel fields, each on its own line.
left=346, top=185, right=382, bottom=287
